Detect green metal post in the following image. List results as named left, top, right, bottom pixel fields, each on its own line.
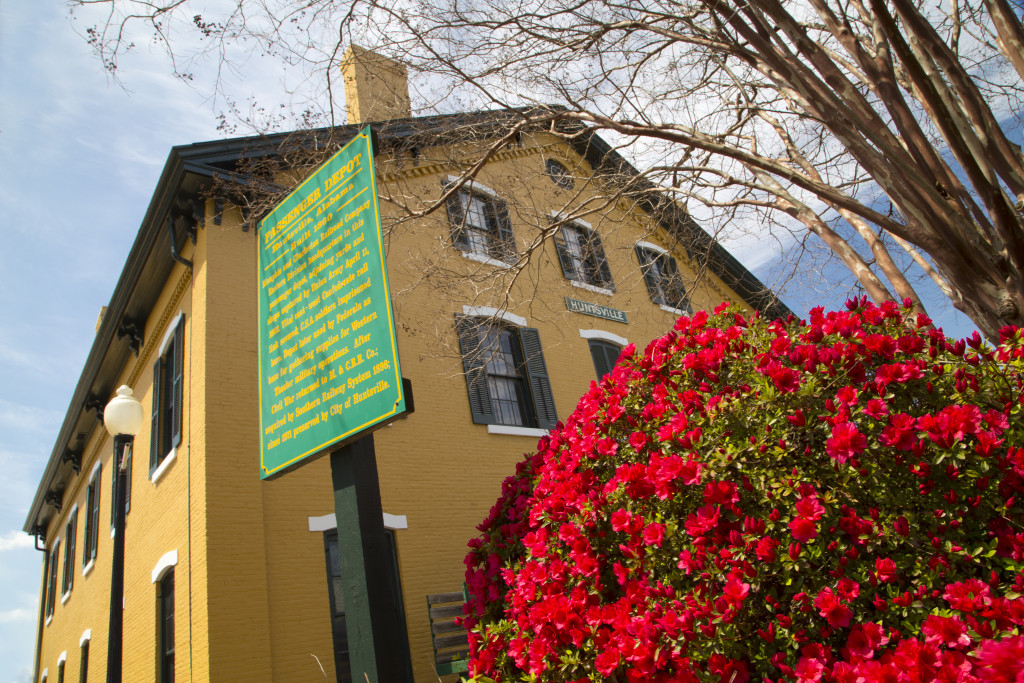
left=329, top=433, right=403, bottom=683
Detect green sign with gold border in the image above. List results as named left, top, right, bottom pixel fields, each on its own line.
left=257, top=128, right=406, bottom=479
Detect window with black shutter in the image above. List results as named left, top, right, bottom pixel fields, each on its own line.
left=151, top=317, right=185, bottom=476
left=635, top=245, right=691, bottom=312
left=554, top=223, right=614, bottom=290
left=61, top=510, right=77, bottom=598
left=83, top=467, right=100, bottom=568
left=45, top=542, right=59, bottom=621
left=455, top=316, right=557, bottom=430
left=588, top=340, right=622, bottom=380
left=444, top=181, right=516, bottom=264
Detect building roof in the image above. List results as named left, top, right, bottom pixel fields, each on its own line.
left=23, top=106, right=791, bottom=535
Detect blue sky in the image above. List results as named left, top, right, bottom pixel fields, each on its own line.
left=0, top=4, right=224, bottom=681
left=0, top=3, right=979, bottom=683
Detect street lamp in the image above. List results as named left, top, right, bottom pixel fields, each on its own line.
left=103, top=386, right=143, bottom=683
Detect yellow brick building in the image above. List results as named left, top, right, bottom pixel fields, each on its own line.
left=24, top=50, right=787, bottom=683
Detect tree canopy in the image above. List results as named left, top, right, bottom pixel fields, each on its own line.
left=74, top=0, right=1024, bottom=337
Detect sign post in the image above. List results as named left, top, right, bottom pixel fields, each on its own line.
left=257, top=127, right=410, bottom=682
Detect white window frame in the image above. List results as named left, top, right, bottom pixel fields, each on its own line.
left=579, top=329, right=629, bottom=347
left=151, top=550, right=178, bottom=584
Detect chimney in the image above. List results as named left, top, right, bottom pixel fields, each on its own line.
left=340, top=45, right=412, bottom=124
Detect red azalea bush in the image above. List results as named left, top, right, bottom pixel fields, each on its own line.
left=463, top=300, right=1024, bottom=682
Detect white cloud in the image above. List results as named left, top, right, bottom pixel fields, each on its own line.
left=0, top=607, right=35, bottom=623
left=0, top=400, right=62, bottom=435
left=0, top=532, right=34, bottom=553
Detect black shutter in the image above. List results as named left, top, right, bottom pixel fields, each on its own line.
left=591, top=233, right=614, bottom=290
left=589, top=340, right=620, bottom=380
left=444, top=182, right=468, bottom=250
left=150, top=357, right=162, bottom=474
left=494, top=198, right=516, bottom=263
left=455, top=315, right=496, bottom=425
left=635, top=245, right=663, bottom=304
left=663, top=256, right=689, bottom=312
left=517, top=327, right=557, bottom=429
left=552, top=227, right=574, bottom=279
left=171, top=318, right=184, bottom=448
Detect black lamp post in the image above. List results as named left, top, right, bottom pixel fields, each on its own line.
left=103, top=386, right=143, bottom=683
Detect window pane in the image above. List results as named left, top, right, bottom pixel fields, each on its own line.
left=479, top=326, right=530, bottom=426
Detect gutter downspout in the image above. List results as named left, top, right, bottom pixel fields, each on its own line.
left=167, top=217, right=193, bottom=271
left=32, top=539, right=48, bottom=683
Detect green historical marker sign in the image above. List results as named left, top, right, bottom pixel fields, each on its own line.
left=257, top=128, right=406, bottom=479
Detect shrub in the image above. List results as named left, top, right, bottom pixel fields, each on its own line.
left=463, top=301, right=1024, bottom=682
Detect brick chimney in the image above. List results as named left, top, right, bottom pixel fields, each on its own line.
left=340, top=45, right=412, bottom=124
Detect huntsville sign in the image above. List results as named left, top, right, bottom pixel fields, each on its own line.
left=257, top=128, right=407, bottom=479
left=564, top=296, right=628, bottom=323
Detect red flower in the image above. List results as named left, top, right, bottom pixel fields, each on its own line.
left=826, top=422, right=867, bottom=464
left=642, top=523, right=665, bottom=547
left=874, top=557, right=897, bottom=583
left=795, top=496, right=825, bottom=521
left=756, top=537, right=779, bottom=562
left=976, top=635, right=1024, bottom=683
left=814, top=588, right=853, bottom=628
left=790, top=517, right=819, bottom=542
left=863, top=398, right=889, bottom=419
left=684, top=504, right=720, bottom=537
left=921, top=614, right=972, bottom=649
left=595, top=648, right=621, bottom=676
left=723, top=574, right=751, bottom=606
left=894, top=515, right=910, bottom=537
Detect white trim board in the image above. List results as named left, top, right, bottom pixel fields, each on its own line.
left=308, top=512, right=408, bottom=532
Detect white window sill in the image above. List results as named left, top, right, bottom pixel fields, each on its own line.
left=571, top=280, right=614, bottom=297
left=150, top=447, right=177, bottom=484
left=60, top=590, right=71, bottom=605
left=660, top=304, right=687, bottom=316
left=45, top=615, right=52, bottom=627
left=487, top=425, right=548, bottom=438
left=82, top=559, right=95, bottom=578
left=461, top=250, right=511, bottom=269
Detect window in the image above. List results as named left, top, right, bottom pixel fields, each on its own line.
left=83, top=467, right=100, bottom=569
left=79, top=640, right=89, bottom=683
left=151, top=316, right=184, bottom=475
left=445, top=183, right=516, bottom=264
left=455, top=316, right=557, bottom=429
left=588, top=339, right=622, bottom=380
left=545, top=159, right=574, bottom=190
left=635, top=244, right=690, bottom=312
left=45, top=542, right=59, bottom=621
left=61, top=509, right=77, bottom=599
left=57, top=660, right=65, bottom=683
left=158, top=571, right=175, bottom=683
left=554, top=223, right=614, bottom=290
